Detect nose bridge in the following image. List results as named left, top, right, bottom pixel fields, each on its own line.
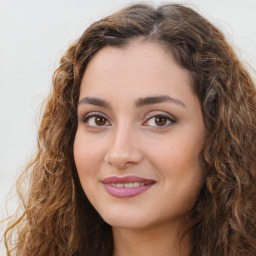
left=104, top=120, right=142, bottom=168
left=113, top=122, right=131, bottom=146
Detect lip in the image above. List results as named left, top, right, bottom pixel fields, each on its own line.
left=102, top=176, right=156, bottom=198
left=102, top=175, right=155, bottom=184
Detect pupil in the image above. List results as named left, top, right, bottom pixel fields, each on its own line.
left=155, top=116, right=166, bottom=126
left=96, top=117, right=106, bottom=126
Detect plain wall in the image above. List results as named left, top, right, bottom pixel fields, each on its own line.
left=0, top=0, right=255, bottom=251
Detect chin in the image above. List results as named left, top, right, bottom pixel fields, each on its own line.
left=99, top=209, right=152, bottom=230
left=106, top=218, right=150, bottom=230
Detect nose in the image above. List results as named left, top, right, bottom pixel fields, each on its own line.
left=104, top=125, right=143, bottom=169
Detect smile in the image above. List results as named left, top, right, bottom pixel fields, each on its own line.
left=102, top=176, right=156, bottom=198
left=109, top=182, right=147, bottom=188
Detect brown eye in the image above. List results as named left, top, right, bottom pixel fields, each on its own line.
left=143, top=113, right=176, bottom=128
left=82, top=114, right=110, bottom=127
left=95, top=116, right=107, bottom=126
left=155, top=116, right=167, bottom=126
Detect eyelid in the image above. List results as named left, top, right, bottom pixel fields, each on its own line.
left=143, top=111, right=177, bottom=128
left=80, top=112, right=111, bottom=127
left=145, top=111, right=176, bottom=122
left=80, top=111, right=108, bottom=120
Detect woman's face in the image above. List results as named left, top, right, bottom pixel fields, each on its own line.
left=74, top=41, right=205, bottom=231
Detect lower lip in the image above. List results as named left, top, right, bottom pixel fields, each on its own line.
left=103, top=183, right=155, bottom=198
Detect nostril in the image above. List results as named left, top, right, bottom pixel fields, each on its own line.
left=104, top=130, right=143, bottom=168
left=104, top=152, right=132, bottom=168
left=104, top=148, right=143, bottom=169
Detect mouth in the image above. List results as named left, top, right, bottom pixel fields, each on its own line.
left=109, top=182, right=149, bottom=188
left=102, top=176, right=156, bottom=198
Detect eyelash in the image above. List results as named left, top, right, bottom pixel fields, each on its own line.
left=80, top=112, right=111, bottom=129
left=143, top=112, right=176, bottom=128
left=80, top=111, right=177, bottom=129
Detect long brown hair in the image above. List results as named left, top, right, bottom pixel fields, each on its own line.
left=3, top=3, right=256, bottom=256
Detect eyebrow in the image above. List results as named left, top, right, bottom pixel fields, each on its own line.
left=78, top=95, right=186, bottom=108
left=135, top=95, right=187, bottom=108
left=78, top=97, right=111, bottom=108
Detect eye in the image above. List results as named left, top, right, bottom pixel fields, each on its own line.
left=81, top=113, right=111, bottom=128
left=143, top=113, right=176, bottom=128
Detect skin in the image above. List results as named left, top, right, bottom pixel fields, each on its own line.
left=73, top=40, right=206, bottom=256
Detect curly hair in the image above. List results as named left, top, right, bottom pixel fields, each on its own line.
left=3, top=3, right=256, bottom=256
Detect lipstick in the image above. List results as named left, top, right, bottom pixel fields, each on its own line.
left=102, top=176, right=155, bottom=198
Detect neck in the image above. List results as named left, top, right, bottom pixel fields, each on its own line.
left=112, top=222, right=192, bottom=256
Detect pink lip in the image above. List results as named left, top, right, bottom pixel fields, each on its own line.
left=102, top=176, right=156, bottom=198
left=102, top=175, right=155, bottom=184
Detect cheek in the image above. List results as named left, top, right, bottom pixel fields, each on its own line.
left=149, top=135, right=205, bottom=203
left=149, top=135, right=202, bottom=170
left=73, top=131, right=103, bottom=180
left=73, top=132, right=101, bottom=202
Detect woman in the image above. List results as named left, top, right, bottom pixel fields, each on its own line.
left=3, top=3, right=256, bottom=256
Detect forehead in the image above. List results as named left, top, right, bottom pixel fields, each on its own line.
left=80, top=40, right=193, bottom=100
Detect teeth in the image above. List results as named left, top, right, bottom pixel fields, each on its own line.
left=110, top=182, right=146, bottom=188
left=124, top=183, right=133, bottom=188
left=133, top=182, right=140, bottom=187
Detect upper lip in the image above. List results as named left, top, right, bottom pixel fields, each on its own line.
left=102, top=176, right=156, bottom=184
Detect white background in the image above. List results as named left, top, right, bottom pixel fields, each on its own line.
left=0, top=0, right=255, bottom=251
